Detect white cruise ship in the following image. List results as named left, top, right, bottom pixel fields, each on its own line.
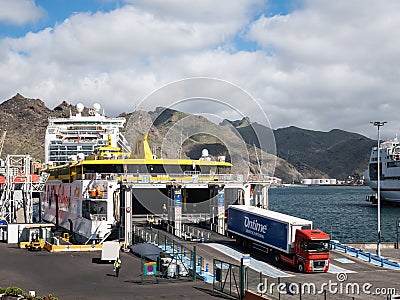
left=45, top=103, right=130, bottom=166
left=364, top=137, right=400, bottom=204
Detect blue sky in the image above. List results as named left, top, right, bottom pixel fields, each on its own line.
left=0, top=0, right=117, bottom=38
left=0, top=0, right=399, bottom=139
left=0, top=0, right=295, bottom=47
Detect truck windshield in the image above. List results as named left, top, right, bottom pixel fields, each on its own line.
left=307, top=240, right=330, bottom=252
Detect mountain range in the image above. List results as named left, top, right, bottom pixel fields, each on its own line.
left=0, top=94, right=375, bottom=182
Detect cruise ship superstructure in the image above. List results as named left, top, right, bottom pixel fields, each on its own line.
left=45, top=103, right=130, bottom=166
left=365, top=137, right=400, bottom=204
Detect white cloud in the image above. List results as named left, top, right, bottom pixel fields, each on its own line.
left=245, top=0, right=400, bottom=138
left=1, top=0, right=400, bottom=138
left=3, top=3, right=254, bottom=69
left=125, top=0, right=264, bottom=23
left=0, top=0, right=45, bottom=25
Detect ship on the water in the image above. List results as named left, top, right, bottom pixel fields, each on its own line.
left=365, top=136, right=400, bottom=204
left=41, top=104, right=264, bottom=243
left=45, top=103, right=130, bottom=166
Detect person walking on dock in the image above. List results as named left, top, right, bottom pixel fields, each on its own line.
left=148, top=215, right=154, bottom=229
left=114, top=258, right=121, bottom=277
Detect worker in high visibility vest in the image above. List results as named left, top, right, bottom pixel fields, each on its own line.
left=148, top=215, right=154, bottom=229
left=114, top=258, right=121, bottom=277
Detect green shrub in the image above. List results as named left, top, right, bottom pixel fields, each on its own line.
left=5, top=286, right=23, bottom=296
left=0, top=286, right=58, bottom=300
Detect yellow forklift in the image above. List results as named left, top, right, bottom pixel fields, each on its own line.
left=25, top=231, right=43, bottom=251
left=19, top=224, right=54, bottom=251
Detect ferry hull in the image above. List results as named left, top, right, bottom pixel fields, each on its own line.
left=365, top=179, right=400, bottom=204
left=41, top=179, right=120, bottom=242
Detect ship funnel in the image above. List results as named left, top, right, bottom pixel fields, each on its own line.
left=132, top=135, right=154, bottom=160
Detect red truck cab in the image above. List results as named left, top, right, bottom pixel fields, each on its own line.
left=280, top=229, right=330, bottom=272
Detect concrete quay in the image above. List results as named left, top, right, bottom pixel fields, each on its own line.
left=1, top=231, right=400, bottom=300
left=0, top=242, right=222, bottom=300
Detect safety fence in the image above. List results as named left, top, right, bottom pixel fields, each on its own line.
left=132, top=226, right=212, bottom=282
left=213, top=259, right=242, bottom=299
left=331, top=241, right=400, bottom=270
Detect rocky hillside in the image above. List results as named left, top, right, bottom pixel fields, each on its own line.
left=0, top=94, right=374, bottom=182
left=274, top=126, right=375, bottom=179
left=225, top=118, right=374, bottom=180
left=0, top=94, right=99, bottom=161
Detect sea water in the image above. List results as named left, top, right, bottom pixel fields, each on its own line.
left=268, top=186, right=400, bottom=243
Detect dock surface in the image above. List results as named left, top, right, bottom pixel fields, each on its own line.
left=0, top=243, right=221, bottom=300
left=1, top=236, right=399, bottom=299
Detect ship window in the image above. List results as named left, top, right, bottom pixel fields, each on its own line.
left=217, top=166, right=231, bottom=174
left=82, top=200, right=107, bottom=220
left=146, top=164, right=165, bottom=174
left=369, top=163, right=381, bottom=180
left=83, top=164, right=123, bottom=174
left=387, top=161, right=400, bottom=168
left=127, top=164, right=147, bottom=173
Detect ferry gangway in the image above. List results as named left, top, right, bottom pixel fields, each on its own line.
left=132, top=215, right=212, bottom=242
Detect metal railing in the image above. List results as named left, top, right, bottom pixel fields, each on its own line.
left=132, top=226, right=209, bottom=282
left=331, top=241, right=400, bottom=270
left=83, top=172, right=246, bottom=183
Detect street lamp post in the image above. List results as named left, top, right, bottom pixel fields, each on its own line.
left=370, top=121, right=387, bottom=257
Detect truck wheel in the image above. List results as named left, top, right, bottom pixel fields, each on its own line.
left=236, top=236, right=242, bottom=245
left=297, top=262, right=304, bottom=273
